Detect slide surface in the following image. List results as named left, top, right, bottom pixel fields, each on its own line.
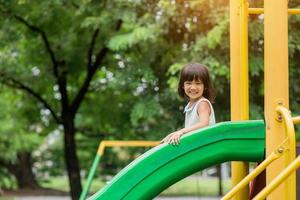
left=89, top=121, right=265, bottom=200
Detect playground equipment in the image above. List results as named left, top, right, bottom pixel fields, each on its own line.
left=79, top=141, right=159, bottom=200
left=222, top=107, right=300, bottom=200
left=230, top=0, right=300, bottom=199
left=83, top=0, right=300, bottom=199
left=89, top=121, right=265, bottom=199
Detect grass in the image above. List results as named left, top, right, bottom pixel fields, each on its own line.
left=40, top=177, right=70, bottom=191
left=39, top=175, right=231, bottom=197
left=161, top=176, right=231, bottom=196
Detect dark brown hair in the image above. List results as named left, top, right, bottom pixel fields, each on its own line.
left=177, top=63, right=216, bottom=103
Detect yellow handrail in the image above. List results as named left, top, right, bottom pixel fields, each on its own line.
left=253, top=154, right=300, bottom=200
left=221, top=139, right=288, bottom=200
left=223, top=106, right=297, bottom=199
left=292, top=116, right=300, bottom=125
left=276, top=106, right=296, bottom=161
left=250, top=106, right=296, bottom=199
left=97, top=140, right=160, bottom=156
left=249, top=8, right=300, bottom=15
left=248, top=8, right=263, bottom=15
left=289, top=9, right=300, bottom=15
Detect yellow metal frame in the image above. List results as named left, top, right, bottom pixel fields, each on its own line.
left=254, top=106, right=296, bottom=199
left=97, top=140, right=160, bottom=156
left=293, top=116, right=300, bottom=125
left=248, top=8, right=264, bottom=15
left=276, top=106, right=296, bottom=160
left=222, top=139, right=288, bottom=200
left=229, top=0, right=299, bottom=199
left=264, top=1, right=291, bottom=199
left=253, top=154, right=300, bottom=200
left=249, top=8, right=300, bottom=15
left=223, top=105, right=299, bottom=200
left=230, top=0, right=249, bottom=198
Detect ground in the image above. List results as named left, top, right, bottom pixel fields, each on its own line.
left=1, top=188, right=68, bottom=197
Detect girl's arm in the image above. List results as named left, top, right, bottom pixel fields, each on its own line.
left=181, top=101, right=210, bottom=133
left=166, top=101, right=211, bottom=145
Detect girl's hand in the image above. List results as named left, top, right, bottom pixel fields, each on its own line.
left=167, top=130, right=184, bottom=145
left=160, top=133, right=173, bottom=144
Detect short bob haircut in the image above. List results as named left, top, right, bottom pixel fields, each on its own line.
left=178, top=63, right=216, bottom=103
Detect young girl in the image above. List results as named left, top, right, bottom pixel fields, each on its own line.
left=161, top=63, right=216, bottom=145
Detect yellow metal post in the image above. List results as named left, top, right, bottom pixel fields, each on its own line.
left=264, top=0, right=295, bottom=199
left=230, top=0, right=249, bottom=199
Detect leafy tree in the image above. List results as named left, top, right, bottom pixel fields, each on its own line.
left=0, top=86, right=43, bottom=188
left=0, top=0, right=123, bottom=198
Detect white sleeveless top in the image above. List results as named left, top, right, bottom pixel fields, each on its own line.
left=184, top=98, right=216, bottom=128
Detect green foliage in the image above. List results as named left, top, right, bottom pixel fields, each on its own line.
left=108, top=25, right=161, bottom=51
left=0, top=168, right=16, bottom=189
left=0, top=87, right=44, bottom=187
left=207, top=18, right=229, bottom=49
left=166, top=63, right=184, bottom=91
left=0, top=89, right=43, bottom=160
left=130, top=98, right=162, bottom=126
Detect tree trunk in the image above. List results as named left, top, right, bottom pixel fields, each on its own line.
left=7, top=152, right=39, bottom=189
left=63, top=115, right=82, bottom=200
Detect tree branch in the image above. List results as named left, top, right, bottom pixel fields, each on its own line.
left=87, top=28, right=100, bottom=69
left=55, top=63, right=69, bottom=116
left=69, top=50, right=106, bottom=116
left=92, top=20, right=122, bottom=68
left=14, top=15, right=59, bottom=78
left=70, top=20, right=123, bottom=115
left=14, top=15, right=69, bottom=116
left=0, top=73, right=61, bottom=124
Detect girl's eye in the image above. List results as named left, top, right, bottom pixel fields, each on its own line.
left=185, top=82, right=192, bottom=85
left=193, top=81, right=203, bottom=85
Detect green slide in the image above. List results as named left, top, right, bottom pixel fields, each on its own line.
left=89, top=120, right=265, bottom=200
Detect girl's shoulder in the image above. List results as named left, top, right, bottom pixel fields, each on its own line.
left=197, top=97, right=212, bottom=105
left=184, top=98, right=213, bottom=113
left=196, top=98, right=214, bottom=110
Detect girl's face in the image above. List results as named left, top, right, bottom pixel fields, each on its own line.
left=183, top=79, right=204, bottom=102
